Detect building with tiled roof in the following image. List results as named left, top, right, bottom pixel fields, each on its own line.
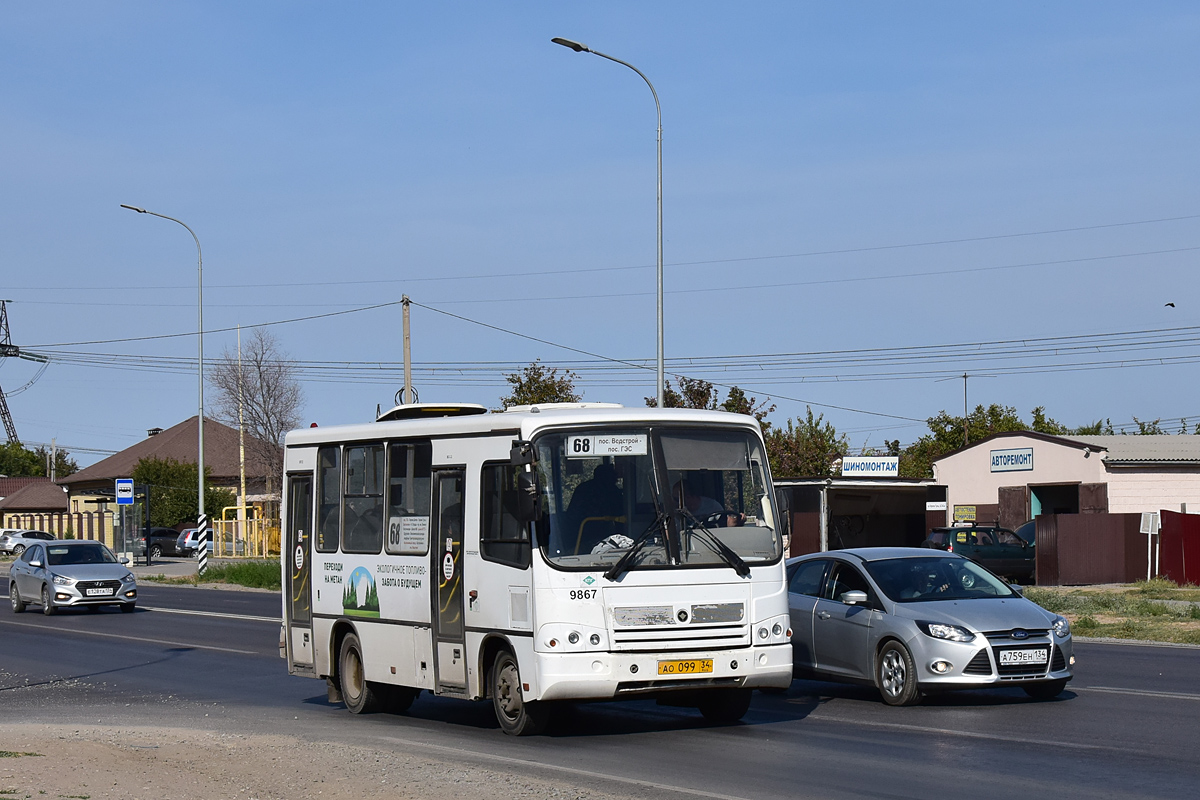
left=0, top=480, right=69, bottom=513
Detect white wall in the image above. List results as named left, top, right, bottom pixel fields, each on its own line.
left=933, top=435, right=1106, bottom=511
left=1105, top=467, right=1200, bottom=514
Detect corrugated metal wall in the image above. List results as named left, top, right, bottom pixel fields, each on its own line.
left=1159, top=510, right=1200, bottom=586
left=1035, top=512, right=1146, bottom=585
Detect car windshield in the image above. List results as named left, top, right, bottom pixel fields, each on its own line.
left=865, top=556, right=1016, bottom=602
left=534, top=427, right=781, bottom=571
left=47, top=544, right=118, bottom=566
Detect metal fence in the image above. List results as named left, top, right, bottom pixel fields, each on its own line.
left=211, top=518, right=280, bottom=558
left=1, top=510, right=115, bottom=546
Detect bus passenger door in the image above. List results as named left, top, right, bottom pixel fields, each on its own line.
left=287, top=474, right=314, bottom=665
left=432, top=469, right=466, bottom=692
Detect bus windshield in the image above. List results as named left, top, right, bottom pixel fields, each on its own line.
left=534, top=427, right=781, bottom=571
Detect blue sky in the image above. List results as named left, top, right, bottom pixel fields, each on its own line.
left=3, top=2, right=1200, bottom=465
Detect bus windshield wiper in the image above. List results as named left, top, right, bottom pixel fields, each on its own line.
left=604, top=510, right=668, bottom=582
left=677, top=508, right=751, bottom=577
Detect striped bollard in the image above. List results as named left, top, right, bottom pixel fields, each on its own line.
left=197, top=514, right=209, bottom=576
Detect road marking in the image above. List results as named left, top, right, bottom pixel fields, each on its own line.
left=377, top=734, right=756, bottom=800
left=1076, top=685, right=1200, bottom=701
left=794, top=709, right=1140, bottom=754
left=0, top=618, right=259, bottom=655
left=141, top=605, right=280, bottom=623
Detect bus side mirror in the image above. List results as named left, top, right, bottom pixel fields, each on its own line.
left=516, top=470, right=541, bottom=522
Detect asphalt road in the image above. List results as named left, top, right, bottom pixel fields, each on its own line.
left=2, top=578, right=1197, bottom=800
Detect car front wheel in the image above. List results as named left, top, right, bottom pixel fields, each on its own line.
left=41, top=585, right=56, bottom=616
left=491, top=650, right=550, bottom=736
left=10, top=583, right=25, bottom=613
left=876, top=641, right=921, bottom=706
left=149, top=544, right=163, bottom=560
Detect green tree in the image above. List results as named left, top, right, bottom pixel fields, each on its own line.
left=498, top=360, right=581, bottom=409
left=1131, top=416, right=1166, bottom=435
left=645, top=379, right=775, bottom=429
left=0, top=441, right=77, bottom=478
left=131, top=456, right=235, bottom=528
left=763, top=406, right=848, bottom=478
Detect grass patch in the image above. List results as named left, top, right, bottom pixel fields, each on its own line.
left=0, top=752, right=41, bottom=758
left=140, top=560, right=281, bottom=591
left=1026, top=585, right=1200, bottom=645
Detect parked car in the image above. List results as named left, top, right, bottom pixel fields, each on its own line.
left=787, top=548, right=1073, bottom=706
left=176, top=528, right=211, bottom=557
left=921, top=525, right=1036, bottom=583
left=9, top=540, right=137, bottom=614
left=140, top=526, right=187, bottom=560
left=0, top=530, right=56, bottom=556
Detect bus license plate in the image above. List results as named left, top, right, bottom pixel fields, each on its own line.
left=86, top=588, right=114, bottom=596
left=657, top=659, right=713, bottom=675
left=999, top=648, right=1048, bottom=665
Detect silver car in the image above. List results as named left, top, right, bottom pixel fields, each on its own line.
left=0, top=529, right=55, bottom=556
left=787, top=548, right=1073, bottom=706
left=8, top=540, right=138, bottom=615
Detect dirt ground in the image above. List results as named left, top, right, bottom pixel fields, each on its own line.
left=0, top=724, right=632, bottom=800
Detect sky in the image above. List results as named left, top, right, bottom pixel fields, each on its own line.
left=3, top=2, right=1200, bottom=467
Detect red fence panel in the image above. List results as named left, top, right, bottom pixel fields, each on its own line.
left=1159, top=510, right=1200, bottom=586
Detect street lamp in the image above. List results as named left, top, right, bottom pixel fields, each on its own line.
left=120, top=204, right=209, bottom=573
left=552, top=37, right=665, bottom=408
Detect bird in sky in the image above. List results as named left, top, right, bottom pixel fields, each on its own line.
left=1165, top=302, right=1176, bottom=307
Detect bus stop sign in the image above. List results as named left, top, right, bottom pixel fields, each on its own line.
left=116, top=478, right=134, bottom=506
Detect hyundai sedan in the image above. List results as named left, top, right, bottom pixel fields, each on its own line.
left=787, top=548, right=1073, bottom=706
left=9, top=540, right=137, bottom=614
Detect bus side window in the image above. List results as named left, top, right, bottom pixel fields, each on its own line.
left=316, top=446, right=340, bottom=553
left=342, top=444, right=384, bottom=554
left=385, top=442, right=433, bottom=555
left=481, top=463, right=531, bottom=569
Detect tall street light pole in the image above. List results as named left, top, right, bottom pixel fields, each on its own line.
left=120, top=204, right=208, bottom=574
left=552, top=37, right=665, bottom=408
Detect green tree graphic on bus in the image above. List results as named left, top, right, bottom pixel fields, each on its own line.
left=343, top=566, right=380, bottom=618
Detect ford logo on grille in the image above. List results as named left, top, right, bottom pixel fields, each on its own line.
left=1011, top=629, right=1029, bottom=640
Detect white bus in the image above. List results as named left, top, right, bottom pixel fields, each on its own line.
left=281, top=402, right=792, bottom=735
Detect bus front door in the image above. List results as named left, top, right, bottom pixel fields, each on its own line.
left=432, top=469, right=466, bottom=692
left=287, top=474, right=314, bottom=665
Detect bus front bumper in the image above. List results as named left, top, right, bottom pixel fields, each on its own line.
left=535, top=643, right=793, bottom=701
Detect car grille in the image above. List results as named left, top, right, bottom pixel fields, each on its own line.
left=983, top=628, right=1049, bottom=641
left=992, top=644, right=1051, bottom=678
left=76, top=580, right=122, bottom=593
left=611, top=603, right=748, bottom=652
left=963, top=649, right=992, bottom=676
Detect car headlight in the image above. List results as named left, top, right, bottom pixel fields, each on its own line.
left=1052, top=616, right=1071, bottom=638
left=917, top=621, right=975, bottom=642
left=52, top=574, right=76, bottom=586
left=123, top=572, right=136, bottom=583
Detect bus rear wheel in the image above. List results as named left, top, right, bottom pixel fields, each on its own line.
left=697, top=688, right=753, bottom=724
left=338, top=632, right=381, bottom=714
left=490, top=651, right=549, bottom=736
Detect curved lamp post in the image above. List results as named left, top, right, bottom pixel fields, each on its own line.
left=120, top=204, right=208, bottom=573
left=552, top=37, right=665, bottom=408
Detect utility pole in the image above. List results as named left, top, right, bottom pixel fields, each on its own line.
left=0, top=300, right=22, bottom=443
left=401, top=295, right=413, bottom=405
left=962, top=373, right=969, bottom=447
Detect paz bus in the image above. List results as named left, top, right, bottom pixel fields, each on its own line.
left=280, top=402, right=792, bottom=735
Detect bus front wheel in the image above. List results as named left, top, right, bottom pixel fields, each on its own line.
left=697, top=688, right=752, bottom=724
left=338, top=633, right=381, bottom=714
left=490, top=651, right=550, bottom=736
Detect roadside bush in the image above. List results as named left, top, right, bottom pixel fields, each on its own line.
left=202, top=560, right=281, bottom=591
left=1073, top=615, right=1099, bottom=631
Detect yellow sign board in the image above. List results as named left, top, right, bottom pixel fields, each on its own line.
left=953, top=505, right=977, bottom=523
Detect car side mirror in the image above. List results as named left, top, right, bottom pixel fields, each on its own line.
left=515, top=470, right=541, bottom=523
left=1009, top=584, right=1025, bottom=596
left=29, top=559, right=43, bottom=568
left=120, top=557, right=130, bottom=565
left=841, top=590, right=868, bottom=606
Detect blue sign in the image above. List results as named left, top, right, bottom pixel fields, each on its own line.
left=115, top=478, right=135, bottom=505
left=990, top=448, right=1034, bottom=473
